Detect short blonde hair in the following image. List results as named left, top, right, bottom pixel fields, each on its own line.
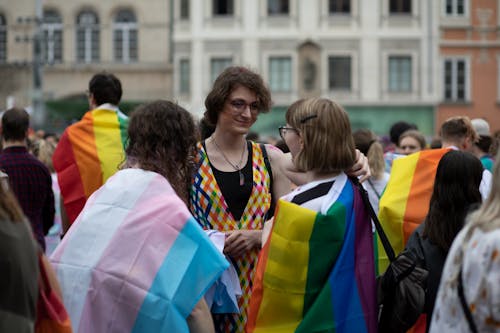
left=286, top=98, right=355, bottom=174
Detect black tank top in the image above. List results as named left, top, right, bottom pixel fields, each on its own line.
left=208, top=141, right=253, bottom=221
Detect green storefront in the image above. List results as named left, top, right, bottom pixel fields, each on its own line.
left=251, top=105, right=435, bottom=139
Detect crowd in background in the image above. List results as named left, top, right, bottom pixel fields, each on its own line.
left=2, top=68, right=500, bottom=333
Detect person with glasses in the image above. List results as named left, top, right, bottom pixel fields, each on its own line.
left=248, top=98, right=377, bottom=332
left=190, top=66, right=370, bottom=332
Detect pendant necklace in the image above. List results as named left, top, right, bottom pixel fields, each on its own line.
left=212, top=137, right=247, bottom=186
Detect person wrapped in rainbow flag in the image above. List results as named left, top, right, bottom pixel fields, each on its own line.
left=247, top=98, right=377, bottom=333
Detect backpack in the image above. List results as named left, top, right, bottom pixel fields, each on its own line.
left=353, top=178, right=428, bottom=333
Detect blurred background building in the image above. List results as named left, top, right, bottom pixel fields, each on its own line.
left=0, top=0, right=499, bottom=137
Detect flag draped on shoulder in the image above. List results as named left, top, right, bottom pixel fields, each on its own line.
left=53, top=108, right=128, bottom=223
left=50, top=168, right=228, bottom=333
left=376, top=148, right=450, bottom=273
left=247, top=176, right=377, bottom=333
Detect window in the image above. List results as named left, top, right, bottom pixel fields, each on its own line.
left=328, top=56, right=351, bottom=90
left=0, top=14, right=6, bottom=63
left=388, top=56, right=412, bottom=92
left=445, top=0, right=465, bottom=16
left=269, top=56, right=292, bottom=92
left=268, top=0, right=289, bottom=15
left=179, top=59, right=190, bottom=93
left=180, top=0, right=190, bottom=19
left=113, top=9, right=138, bottom=63
left=42, top=10, right=63, bottom=64
left=444, top=58, right=467, bottom=101
left=213, top=0, right=234, bottom=16
left=210, top=57, right=232, bottom=83
left=390, top=0, right=411, bottom=14
left=329, top=0, right=351, bottom=14
left=76, top=10, right=99, bottom=63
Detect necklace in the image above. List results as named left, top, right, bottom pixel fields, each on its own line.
left=212, top=137, right=247, bottom=186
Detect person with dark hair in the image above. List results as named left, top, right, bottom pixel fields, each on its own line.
left=404, top=150, right=483, bottom=331
left=53, top=72, right=128, bottom=234
left=51, top=100, right=227, bottom=333
left=190, top=67, right=370, bottom=332
left=0, top=170, right=39, bottom=332
left=430, top=151, right=500, bottom=332
left=0, top=108, right=55, bottom=251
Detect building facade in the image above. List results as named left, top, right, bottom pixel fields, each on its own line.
left=172, top=0, right=440, bottom=136
left=0, top=0, right=172, bottom=130
left=437, top=0, right=500, bottom=133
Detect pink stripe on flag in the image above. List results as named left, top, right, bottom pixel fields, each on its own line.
left=77, top=174, right=190, bottom=332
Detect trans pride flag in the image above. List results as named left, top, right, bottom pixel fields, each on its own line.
left=376, top=148, right=450, bottom=274
left=50, top=168, right=228, bottom=333
left=247, top=175, right=377, bottom=333
left=53, top=108, right=128, bottom=223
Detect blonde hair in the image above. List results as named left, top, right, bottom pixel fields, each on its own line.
left=32, top=139, right=57, bottom=173
left=353, top=129, right=385, bottom=179
left=286, top=98, right=355, bottom=174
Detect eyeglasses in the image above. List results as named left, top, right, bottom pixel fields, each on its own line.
left=278, top=126, right=298, bottom=140
left=229, top=99, right=260, bottom=116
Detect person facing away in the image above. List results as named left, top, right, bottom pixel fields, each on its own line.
left=248, top=98, right=377, bottom=332
left=430, top=150, right=500, bottom=333
left=470, top=118, right=494, bottom=172
left=404, top=150, right=483, bottom=332
left=51, top=100, right=227, bottom=333
left=0, top=173, right=39, bottom=333
left=53, top=72, right=128, bottom=234
left=0, top=108, right=55, bottom=251
left=440, top=116, right=492, bottom=199
left=353, top=129, right=390, bottom=215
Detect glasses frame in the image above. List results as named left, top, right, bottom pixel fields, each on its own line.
left=278, top=126, right=298, bottom=140
left=228, top=98, right=260, bottom=116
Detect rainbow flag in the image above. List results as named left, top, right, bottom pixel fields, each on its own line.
left=53, top=108, right=128, bottom=223
left=50, top=168, right=228, bottom=333
left=376, top=148, right=450, bottom=274
left=247, top=175, right=377, bottom=333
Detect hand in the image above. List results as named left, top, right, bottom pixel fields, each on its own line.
left=347, top=149, right=371, bottom=183
left=223, top=230, right=262, bottom=258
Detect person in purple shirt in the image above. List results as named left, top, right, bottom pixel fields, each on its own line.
left=0, top=108, right=55, bottom=250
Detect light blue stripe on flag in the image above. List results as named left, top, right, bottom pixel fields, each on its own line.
left=132, top=217, right=228, bottom=332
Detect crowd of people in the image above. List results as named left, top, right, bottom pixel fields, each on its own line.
left=1, top=67, right=500, bottom=333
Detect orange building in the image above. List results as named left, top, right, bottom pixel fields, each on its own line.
left=437, top=0, right=500, bottom=134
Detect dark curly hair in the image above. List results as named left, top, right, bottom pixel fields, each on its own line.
left=125, top=100, right=198, bottom=204
left=204, top=66, right=272, bottom=125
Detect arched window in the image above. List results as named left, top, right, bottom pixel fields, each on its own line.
left=42, top=9, right=63, bottom=64
left=76, top=10, right=99, bottom=63
left=113, top=9, right=137, bottom=63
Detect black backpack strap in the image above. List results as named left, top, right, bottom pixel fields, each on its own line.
left=291, top=180, right=335, bottom=205
left=260, top=143, right=275, bottom=217
left=350, top=177, right=396, bottom=262
left=458, top=266, right=478, bottom=333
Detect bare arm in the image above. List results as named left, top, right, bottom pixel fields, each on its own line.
left=187, top=298, right=214, bottom=333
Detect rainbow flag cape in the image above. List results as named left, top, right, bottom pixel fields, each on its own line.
left=53, top=108, right=128, bottom=223
left=376, top=148, right=450, bottom=274
left=247, top=175, right=377, bottom=333
left=50, top=168, right=228, bottom=333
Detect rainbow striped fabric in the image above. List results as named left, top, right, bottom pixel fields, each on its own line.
left=376, top=148, right=450, bottom=273
left=50, top=168, right=228, bottom=333
left=247, top=176, right=377, bottom=333
left=53, top=108, right=128, bottom=223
